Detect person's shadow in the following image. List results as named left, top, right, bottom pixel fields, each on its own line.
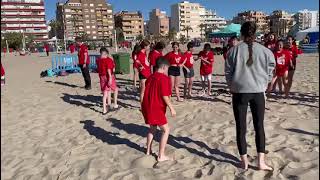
left=107, top=118, right=241, bottom=168
left=80, top=120, right=144, bottom=153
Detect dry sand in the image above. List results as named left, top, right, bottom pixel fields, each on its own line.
left=1, top=48, right=319, bottom=180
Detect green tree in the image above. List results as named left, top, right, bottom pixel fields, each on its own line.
left=182, top=26, right=193, bottom=40
left=136, top=34, right=144, bottom=41
left=2, top=32, right=23, bottom=49
left=78, top=32, right=89, bottom=41
left=179, top=35, right=186, bottom=44
left=115, top=27, right=124, bottom=43
left=49, top=19, right=61, bottom=38
left=168, top=28, right=177, bottom=41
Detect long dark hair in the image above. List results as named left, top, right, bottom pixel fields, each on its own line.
left=132, top=44, right=141, bottom=55
left=241, top=22, right=256, bottom=66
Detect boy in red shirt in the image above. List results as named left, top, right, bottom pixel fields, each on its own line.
left=44, top=44, right=50, bottom=56
left=199, top=43, right=214, bottom=96
left=137, top=40, right=151, bottom=105
left=142, top=57, right=176, bottom=162
left=149, top=41, right=165, bottom=73
left=75, top=37, right=91, bottom=90
left=267, top=40, right=291, bottom=97
left=97, top=47, right=119, bottom=114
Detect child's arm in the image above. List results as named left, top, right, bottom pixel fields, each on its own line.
left=107, top=69, right=112, bottom=86
left=163, top=96, right=176, bottom=117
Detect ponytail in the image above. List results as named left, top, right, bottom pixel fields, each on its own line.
left=240, top=22, right=257, bottom=66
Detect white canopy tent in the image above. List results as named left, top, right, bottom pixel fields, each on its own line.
left=295, top=26, right=319, bottom=43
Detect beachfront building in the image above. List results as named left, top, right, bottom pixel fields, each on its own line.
left=232, top=11, right=269, bottom=33
left=1, top=0, right=48, bottom=41
left=294, top=9, right=319, bottom=30
left=114, top=11, right=144, bottom=41
left=148, top=9, right=169, bottom=36
left=199, top=8, right=227, bottom=32
left=269, top=10, right=295, bottom=38
left=56, top=0, right=114, bottom=40
left=170, top=1, right=202, bottom=39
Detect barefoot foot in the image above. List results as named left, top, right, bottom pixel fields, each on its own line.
left=157, top=155, right=174, bottom=162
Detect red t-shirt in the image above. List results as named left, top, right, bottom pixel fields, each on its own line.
left=137, top=50, right=151, bottom=78
left=183, top=51, right=195, bottom=69
left=164, top=51, right=184, bottom=66
left=44, top=44, right=49, bottom=52
left=69, top=44, right=76, bottom=53
left=142, top=72, right=172, bottom=126
left=1, top=63, right=4, bottom=76
left=149, top=50, right=163, bottom=67
left=78, top=44, right=90, bottom=65
left=97, top=57, right=113, bottom=76
left=199, top=50, right=214, bottom=76
left=265, top=41, right=276, bottom=51
left=287, top=45, right=300, bottom=69
left=274, top=50, right=291, bottom=77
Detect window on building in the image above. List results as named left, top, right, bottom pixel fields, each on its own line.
left=91, top=20, right=96, bottom=23
left=84, top=4, right=88, bottom=6
left=84, top=9, right=89, bottom=13
left=90, top=4, right=94, bottom=7
left=86, top=26, right=90, bottom=28
left=87, top=31, right=91, bottom=34
left=91, top=26, right=95, bottom=28
left=90, top=9, right=95, bottom=13
left=92, top=31, right=96, bottom=34
left=98, top=4, right=103, bottom=6
left=65, top=9, right=71, bottom=12
left=86, top=20, right=90, bottom=23
left=91, top=15, right=95, bottom=18
left=85, top=15, right=89, bottom=18
left=93, top=36, right=97, bottom=39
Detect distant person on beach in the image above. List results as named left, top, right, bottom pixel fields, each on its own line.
left=142, top=57, right=176, bottom=162
left=285, top=35, right=301, bottom=95
left=1, top=63, right=5, bottom=86
left=267, top=40, right=291, bottom=97
left=199, top=43, right=214, bottom=96
left=44, top=43, right=50, bottom=56
left=265, top=32, right=277, bottom=52
left=164, top=42, right=184, bottom=102
left=137, top=40, right=152, bottom=105
left=69, top=43, right=76, bottom=54
left=149, top=41, right=165, bottom=73
left=75, top=36, right=91, bottom=90
left=225, top=21, right=275, bottom=171
left=132, top=44, right=141, bottom=89
left=223, top=36, right=239, bottom=60
left=182, top=42, right=196, bottom=98
left=97, top=47, right=119, bottom=114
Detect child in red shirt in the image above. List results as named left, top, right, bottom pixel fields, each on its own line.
left=142, top=57, right=176, bottom=162
left=199, top=43, right=214, bottom=96
left=267, top=40, right=291, bottom=97
left=164, top=42, right=184, bottom=102
left=137, top=40, right=151, bottom=105
left=97, top=47, right=119, bottom=114
left=182, top=42, right=197, bottom=98
left=76, top=36, right=91, bottom=90
left=132, top=44, right=141, bottom=89
left=1, top=63, right=5, bottom=86
left=149, top=41, right=165, bottom=73
left=286, top=35, right=301, bottom=94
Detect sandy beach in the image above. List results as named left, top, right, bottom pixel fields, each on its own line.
left=1, top=48, right=319, bottom=180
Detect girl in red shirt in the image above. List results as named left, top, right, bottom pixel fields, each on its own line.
left=286, top=35, right=301, bottom=95
left=137, top=40, right=151, bottom=105
left=267, top=40, right=291, bottom=97
left=149, top=41, right=165, bottom=73
left=199, top=43, right=214, bottom=96
left=132, top=44, right=141, bottom=89
left=164, top=42, right=184, bottom=102
left=265, top=32, right=277, bottom=52
left=182, top=42, right=197, bottom=98
left=97, top=47, right=119, bottom=114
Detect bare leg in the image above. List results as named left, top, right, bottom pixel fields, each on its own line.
left=189, top=77, right=193, bottom=97
left=170, top=75, right=175, bottom=97
left=287, top=70, right=295, bottom=94
left=175, top=76, right=182, bottom=101
left=283, top=71, right=289, bottom=98
left=133, top=68, right=138, bottom=88
left=208, top=79, right=212, bottom=96
left=146, top=125, right=157, bottom=155
left=114, top=88, right=118, bottom=108
left=258, top=153, right=273, bottom=171
left=158, top=124, right=173, bottom=162
left=278, top=78, right=283, bottom=94
left=184, top=78, right=188, bottom=99
left=267, top=76, right=278, bottom=96
left=140, top=79, right=146, bottom=105
left=107, top=90, right=112, bottom=107
left=240, top=154, right=249, bottom=170
left=102, top=91, right=108, bottom=113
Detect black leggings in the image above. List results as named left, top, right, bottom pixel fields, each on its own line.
left=232, top=93, right=266, bottom=155
left=79, top=64, right=91, bottom=88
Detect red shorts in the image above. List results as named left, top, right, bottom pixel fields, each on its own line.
left=276, top=68, right=288, bottom=77
left=99, top=75, right=118, bottom=92
left=145, top=117, right=167, bottom=126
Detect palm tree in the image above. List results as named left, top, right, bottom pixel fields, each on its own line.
left=167, top=28, right=177, bottom=41
left=199, top=23, right=207, bottom=40
left=182, top=26, right=193, bottom=40
left=49, top=19, right=61, bottom=39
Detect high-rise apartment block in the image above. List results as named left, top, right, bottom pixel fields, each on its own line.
left=1, top=0, right=48, bottom=41
left=56, top=0, right=114, bottom=40
left=114, top=11, right=144, bottom=41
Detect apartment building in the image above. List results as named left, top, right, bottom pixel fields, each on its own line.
left=294, top=9, right=319, bottom=30
left=148, top=9, right=169, bottom=36
left=114, top=11, right=144, bottom=41
left=269, top=10, right=295, bottom=37
left=171, top=1, right=202, bottom=39
left=1, top=0, right=48, bottom=41
left=56, top=0, right=114, bottom=40
left=233, top=11, right=269, bottom=33
left=199, top=8, right=227, bottom=30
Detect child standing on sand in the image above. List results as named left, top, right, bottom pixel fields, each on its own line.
left=142, top=57, right=176, bottom=162
left=199, top=43, right=214, bottom=96
left=97, top=47, right=119, bottom=114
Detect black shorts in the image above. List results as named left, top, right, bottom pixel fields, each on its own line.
left=139, top=73, right=147, bottom=80
left=168, top=66, right=180, bottom=76
left=183, top=67, right=194, bottom=78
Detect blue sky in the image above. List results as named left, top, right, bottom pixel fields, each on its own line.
left=45, top=0, right=319, bottom=21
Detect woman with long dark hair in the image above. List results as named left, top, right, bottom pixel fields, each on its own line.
left=132, top=44, right=141, bottom=89
left=225, top=22, right=275, bottom=171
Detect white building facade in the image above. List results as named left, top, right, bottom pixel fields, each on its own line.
left=295, top=9, right=319, bottom=30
